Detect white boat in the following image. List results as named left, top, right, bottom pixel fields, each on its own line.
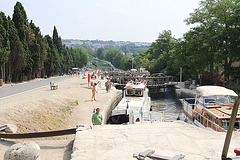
left=180, top=86, right=239, bottom=132
left=109, top=82, right=151, bottom=124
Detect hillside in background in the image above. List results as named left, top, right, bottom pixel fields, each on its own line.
left=62, top=39, right=151, bottom=54
left=87, top=57, right=113, bottom=70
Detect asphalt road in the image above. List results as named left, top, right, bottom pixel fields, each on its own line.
left=0, top=76, right=72, bottom=99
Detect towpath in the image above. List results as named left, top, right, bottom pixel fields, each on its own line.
left=0, top=76, right=71, bottom=99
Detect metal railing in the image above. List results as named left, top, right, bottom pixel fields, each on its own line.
left=193, top=110, right=226, bottom=132
left=0, top=128, right=77, bottom=139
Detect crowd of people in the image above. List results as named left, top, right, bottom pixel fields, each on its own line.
left=127, top=78, right=147, bottom=85
left=90, top=74, right=112, bottom=126
left=90, top=72, right=148, bottom=126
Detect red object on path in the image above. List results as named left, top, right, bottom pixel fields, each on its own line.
left=234, top=148, right=240, bottom=155
left=88, top=73, right=90, bottom=87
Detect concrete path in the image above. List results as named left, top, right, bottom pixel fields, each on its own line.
left=71, top=121, right=240, bottom=160
left=0, top=76, right=71, bottom=99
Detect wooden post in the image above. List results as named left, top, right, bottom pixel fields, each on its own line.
left=222, top=95, right=240, bottom=160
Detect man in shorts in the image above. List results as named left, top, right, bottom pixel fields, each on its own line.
left=92, top=108, right=103, bottom=125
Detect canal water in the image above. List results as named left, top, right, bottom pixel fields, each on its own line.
left=150, top=89, right=183, bottom=122
left=108, top=88, right=183, bottom=123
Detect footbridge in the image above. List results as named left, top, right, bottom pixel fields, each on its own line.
left=107, top=71, right=178, bottom=93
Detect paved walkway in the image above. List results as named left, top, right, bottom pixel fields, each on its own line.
left=71, top=121, right=240, bottom=160
left=0, top=76, right=71, bottom=99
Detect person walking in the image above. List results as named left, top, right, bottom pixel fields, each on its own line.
left=92, top=82, right=98, bottom=101
left=92, top=108, right=103, bottom=125
left=106, top=78, right=111, bottom=93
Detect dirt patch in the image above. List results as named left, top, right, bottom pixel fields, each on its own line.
left=0, top=76, right=116, bottom=159
left=11, top=99, right=78, bottom=133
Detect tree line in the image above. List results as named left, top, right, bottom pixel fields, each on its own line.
left=133, top=0, right=239, bottom=90
left=63, top=39, right=150, bottom=55
left=94, top=47, right=134, bottom=70
left=0, top=2, right=89, bottom=83
left=1, top=0, right=239, bottom=90
left=94, top=0, right=239, bottom=91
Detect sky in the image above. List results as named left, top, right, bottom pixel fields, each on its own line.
left=1, top=0, right=201, bottom=42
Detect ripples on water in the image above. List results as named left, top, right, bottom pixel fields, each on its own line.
left=150, top=90, right=182, bottom=122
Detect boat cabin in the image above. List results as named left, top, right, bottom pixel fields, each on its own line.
left=181, top=86, right=239, bottom=132
left=125, top=83, right=146, bottom=97
left=109, top=82, right=151, bottom=124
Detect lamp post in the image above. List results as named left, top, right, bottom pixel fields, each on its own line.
left=132, top=57, right=134, bottom=69
left=180, top=67, right=182, bottom=82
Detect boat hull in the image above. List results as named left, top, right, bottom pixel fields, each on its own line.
left=180, top=97, right=240, bottom=132
left=109, top=83, right=151, bottom=124
left=109, top=114, right=129, bottom=124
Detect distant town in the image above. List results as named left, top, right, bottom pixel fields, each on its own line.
left=62, top=39, right=151, bottom=52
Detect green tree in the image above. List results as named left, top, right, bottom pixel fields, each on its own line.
left=8, top=17, right=26, bottom=82
left=62, top=47, right=73, bottom=73
left=45, top=35, right=61, bottom=76
left=29, top=39, right=40, bottom=78
left=104, top=47, right=123, bottom=68
left=96, top=48, right=105, bottom=59
left=72, top=47, right=89, bottom=68
left=52, top=26, right=63, bottom=72
left=185, top=0, right=240, bottom=80
left=134, top=52, right=150, bottom=69
left=143, top=30, right=176, bottom=74
left=53, top=26, right=63, bottom=54
left=12, top=2, right=28, bottom=42
left=112, top=52, right=123, bottom=68
left=0, top=12, right=10, bottom=80
left=120, top=56, right=132, bottom=70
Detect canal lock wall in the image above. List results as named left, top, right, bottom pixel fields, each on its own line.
left=102, top=90, right=122, bottom=124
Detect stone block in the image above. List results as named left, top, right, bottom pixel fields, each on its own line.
left=4, top=141, right=40, bottom=160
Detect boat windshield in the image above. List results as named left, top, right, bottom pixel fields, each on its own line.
left=125, top=88, right=143, bottom=97
left=202, top=95, right=234, bottom=105
left=222, top=119, right=240, bottom=130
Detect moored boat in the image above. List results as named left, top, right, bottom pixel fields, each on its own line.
left=180, top=86, right=239, bottom=132
left=109, top=82, right=151, bottom=124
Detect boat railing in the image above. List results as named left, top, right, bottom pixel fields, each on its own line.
left=193, top=110, right=226, bottom=132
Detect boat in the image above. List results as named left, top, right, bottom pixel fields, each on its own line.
left=109, top=82, right=151, bottom=124
left=180, top=86, right=239, bottom=132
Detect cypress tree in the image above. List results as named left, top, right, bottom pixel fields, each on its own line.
left=45, top=35, right=61, bottom=76
left=52, top=26, right=63, bottom=73
left=12, top=2, right=28, bottom=42
left=8, top=17, right=26, bottom=82
left=1, top=2, right=85, bottom=81
left=0, top=12, right=10, bottom=81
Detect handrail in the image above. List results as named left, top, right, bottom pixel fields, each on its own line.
left=0, top=128, right=77, bottom=139
left=192, top=110, right=226, bottom=132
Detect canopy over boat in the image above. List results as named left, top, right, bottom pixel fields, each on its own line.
left=196, top=86, right=238, bottom=97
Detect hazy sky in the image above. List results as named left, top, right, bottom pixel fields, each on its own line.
left=1, top=0, right=201, bottom=42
